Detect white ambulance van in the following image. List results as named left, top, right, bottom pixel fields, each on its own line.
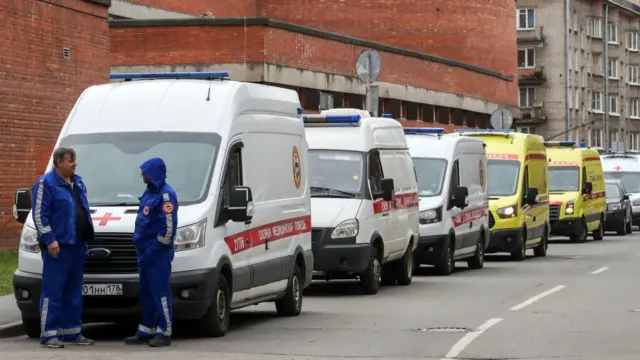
left=601, top=153, right=640, bottom=227
left=11, top=71, right=313, bottom=338
left=303, top=109, right=419, bottom=295
left=404, top=128, right=489, bottom=275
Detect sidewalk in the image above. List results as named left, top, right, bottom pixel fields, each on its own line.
left=0, top=295, right=20, bottom=326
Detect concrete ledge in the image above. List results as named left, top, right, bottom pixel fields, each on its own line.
left=0, top=321, right=23, bottom=338
left=110, top=63, right=519, bottom=117
left=86, top=0, right=111, bottom=7
left=109, top=0, right=195, bottom=19
left=108, top=17, right=514, bottom=82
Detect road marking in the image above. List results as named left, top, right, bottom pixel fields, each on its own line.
left=441, top=318, right=503, bottom=360
left=591, top=266, right=609, bottom=275
left=509, top=285, right=566, bottom=311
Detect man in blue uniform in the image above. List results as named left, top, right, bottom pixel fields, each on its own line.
left=32, top=147, right=95, bottom=348
left=125, top=158, right=178, bottom=347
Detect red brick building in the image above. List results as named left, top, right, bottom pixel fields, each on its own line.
left=0, top=0, right=110, bottom=249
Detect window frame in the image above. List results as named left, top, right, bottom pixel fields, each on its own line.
left=518, top=48, right=536, bottom=69
left=608, top=22, right=619, bottom=44
left=517, top=9, right=535, bottom=30
left=608, top=58, right=619, bottom=79
left=591, top=91, right=603, bottom=112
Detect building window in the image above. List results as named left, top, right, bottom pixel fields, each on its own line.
left=608, top=22, right=619, bottom=43
left=517, top=9, right=535, bottom=30
left=610, top=96, right=619, bottom=114
left=629, top=133, right=640, bottom=150
left=519, top=87, right=535, bottom=107
left=630, top=65, right=640, bottom=84
left=629, top=32, right=639, bottom=51
left=592, top=53, right=603, bottom=73
left=518, top=48, right=535, bottom=68
left=591, top=91, right=603, bottom=112
left=631, top=99, right=640, bottom=118
left=590, top=128, right=603, bottom=147
left=517, top=126, right=536, bottom=134
left=608, top=58, right=618, bottom=78
left=588, top=17, right=603, bottom=38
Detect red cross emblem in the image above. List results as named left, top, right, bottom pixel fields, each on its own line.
left=92, top=212, right=122, bottom=226
left=614, top=165, right=623, bottom=171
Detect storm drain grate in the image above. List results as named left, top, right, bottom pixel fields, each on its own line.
left=413, top=327, right=473, bottom=333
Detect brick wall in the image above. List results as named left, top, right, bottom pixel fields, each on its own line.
left=128, top=0, right=255, bottom=16
left=0, top=0, right=110, bottom=250
left=110, top=25, right=517, bottom=105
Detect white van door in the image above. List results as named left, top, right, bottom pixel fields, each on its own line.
left=219, top=140, right=251, bottom=303
left=368, top=151, right=392, bottom=251
left=448, top=158, right=467, bottom=251
left=458, top=150, right=486, bottom=252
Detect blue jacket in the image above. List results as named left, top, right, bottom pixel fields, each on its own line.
left=31, top=170, right=94, bottom=247
left=134, top=158, right=178, bottom=263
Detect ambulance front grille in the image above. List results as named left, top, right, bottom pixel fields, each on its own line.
left=549, top=205, right=560, bottom=221
left=84, top=233, right=138, bottom=274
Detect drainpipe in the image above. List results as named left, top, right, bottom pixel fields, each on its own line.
left=604, top=3, right=610, bottom=150
left=565, top=0, right=572, bottom=140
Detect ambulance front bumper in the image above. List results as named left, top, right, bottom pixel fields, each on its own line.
left=487, top=228, right=523, bottom=254
left=415, top=234, right=449, bottom=265
left=311, top=227, right=371, bottom=274
left=13, top=267, right=219, bottom=324
left=550, top=218, right=582, bottom=236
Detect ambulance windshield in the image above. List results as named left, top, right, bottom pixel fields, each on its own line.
left=412, top=158, right=447, bottom=197
left=605, top=172, right=640, bottom=193
left=308, top=150, right=365, bottom=196
left=57, top=132, right=221, bottom=206
left=487, top=160, right=520, bottom=196
left=548, top=167, right=580, bottom=192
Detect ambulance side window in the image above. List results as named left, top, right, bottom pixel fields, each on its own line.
left=447, top=160, right=460, bottom=210
left=368, top=151, right=384, bottom=196
left=581, top=167, right=587, bottom=186
left=221, top=144, right=243, bottom=206
left=522, top=166, right=529, bottom=204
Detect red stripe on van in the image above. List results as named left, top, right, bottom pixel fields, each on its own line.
left=452, top=206, right=488, bottom=227
left=224, top=215, right=311, bottom=255
left=487, top=153, right=519, bottom=160
left=525, top=153, right=547, bottom=160
left=373, top=192, right=419, bottom=214
left=582, top=191, right=606, bottom=201
left=584, top=157, right=601, bottom=162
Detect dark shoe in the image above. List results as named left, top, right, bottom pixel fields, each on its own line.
left=41, top=338, right=65, bottom=348
left=69, top=336, right=94, bottom=345
left=125, top=335, right=152, bottom=345
left=148, top=337, right=171, bottom=347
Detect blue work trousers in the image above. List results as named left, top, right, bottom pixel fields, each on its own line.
left=134, top=251, right=173, bottom=339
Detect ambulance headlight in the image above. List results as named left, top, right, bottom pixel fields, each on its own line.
left=496, top=205, right=517, bottom=219
left=331, top=219, right=359, bottom=239
left=19, top=225, right=40, bottom=253
left=175, top=219, right=206, bottom=251
left=419, top=207, right=442, bottom=225
left=607, top=203, right=621, bottom=211
left=565, top=200, right=575, bottom=215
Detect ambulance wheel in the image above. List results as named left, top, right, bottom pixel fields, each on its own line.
left=570, top=218, right=587, bottom=243
left=22, top=318, right=40, bottom=339
left=381, top=264, right=396, bottom=286
left=467, top=234, right=485, bottom=269
left=593, top=215, right=604, bottom=241
left=510, top=228, right=526, bottom=261
left=199, top=275, right=231, bottom=337
left=534, top=227, right=548, bottom=257
left=394, top=242, right=414, bottom=286
left=360, top=245, right=382, bottom=295
left=276, top=264, right=303, bottom=317
left=435, top=236, right=454, bottom=275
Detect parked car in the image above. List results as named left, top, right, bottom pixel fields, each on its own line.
left=604, top=179, right=632, bottom=235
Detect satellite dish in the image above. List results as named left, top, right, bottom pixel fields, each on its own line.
left=490, top=108, right=513, bottom=130
left=356, top=49, right=381, bottom=84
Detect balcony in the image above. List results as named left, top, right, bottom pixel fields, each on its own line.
left=518, top=66, right=546, bottom=84
left=518, top=100, right=546, bottom=124
left=517, top=26, right=545, bottom=46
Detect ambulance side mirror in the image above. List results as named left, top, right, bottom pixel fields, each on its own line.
left=13, top=188, right=31, bottom=224
left=452, top=186, right=469, bottom=209
left=526, top=187, right=539, bottom=206
left=582, top=181, right=593, bottom=195
left=380, top=178, right=395, bottom=202
left=228, top=186, right=254, bottom=223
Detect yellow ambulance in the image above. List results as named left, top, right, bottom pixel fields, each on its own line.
left=545, top=141, right=606, bottom=242
left=453, top=129, right=549, bottom=260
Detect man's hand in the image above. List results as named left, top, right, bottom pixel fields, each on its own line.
left=47, top=241, right=60, bottom=258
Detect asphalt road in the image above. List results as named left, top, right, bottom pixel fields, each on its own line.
left=2, top=233, right=640, bottom=360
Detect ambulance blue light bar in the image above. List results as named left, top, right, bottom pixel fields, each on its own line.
left=544, top=141, right=576, bottom=147
left=455, top=129, right=514, bottom=133
left=403, top=128, right=445, bottom=135
left=302, top=114, right=361, bottom=125
left=109, top=71, right=230, bottom=80
left=382, top=113, right=393, bottom=118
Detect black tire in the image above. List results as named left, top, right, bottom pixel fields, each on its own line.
left=381, top=263, right=396, bottom=286
left=199, top=275, right=231, bottom=337
left=360, top=246, right=382, bottom=295
left=592, top=215, right=604, bottom=241
left=394, top=244, right=414, bottom=285
left=467, top=235, right=485, bottom=269
left=627, top=218, right=633, bottom=234
left=22, top=318, right=40, bottom=339
left=276, top=264, right=303, bottom=317
left=435, top=237, right=454, bottom=275
left=510, top=228, right=527, bottom=261
left=534, top=227, right=548, bottom=257
left=570, top=218, right=587, bottom=243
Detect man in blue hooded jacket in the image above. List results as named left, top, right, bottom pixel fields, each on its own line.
left=125, top=157, right=178, bottom=347
left=32, top=147, right=95, bottom=348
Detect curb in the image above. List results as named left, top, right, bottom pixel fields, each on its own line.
left=0, top=321, right=24, bottom=338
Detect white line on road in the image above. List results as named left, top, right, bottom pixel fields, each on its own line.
left=591, top=266, right=609, bottom=275
left=509, top=285, right=566, bottom=311
left=441, top=318, right=503, bottom=360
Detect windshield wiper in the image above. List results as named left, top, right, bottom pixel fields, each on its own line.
left=310, top=186, right=356, bottom=198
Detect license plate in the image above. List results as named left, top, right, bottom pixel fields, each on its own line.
left=82, top=284, right=123, bottom=296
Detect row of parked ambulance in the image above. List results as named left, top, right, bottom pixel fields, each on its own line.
left=9, top=74, right=640, bottom=339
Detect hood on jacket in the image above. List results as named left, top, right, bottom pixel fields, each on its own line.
left=140, top=157, right=167, bottom=189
